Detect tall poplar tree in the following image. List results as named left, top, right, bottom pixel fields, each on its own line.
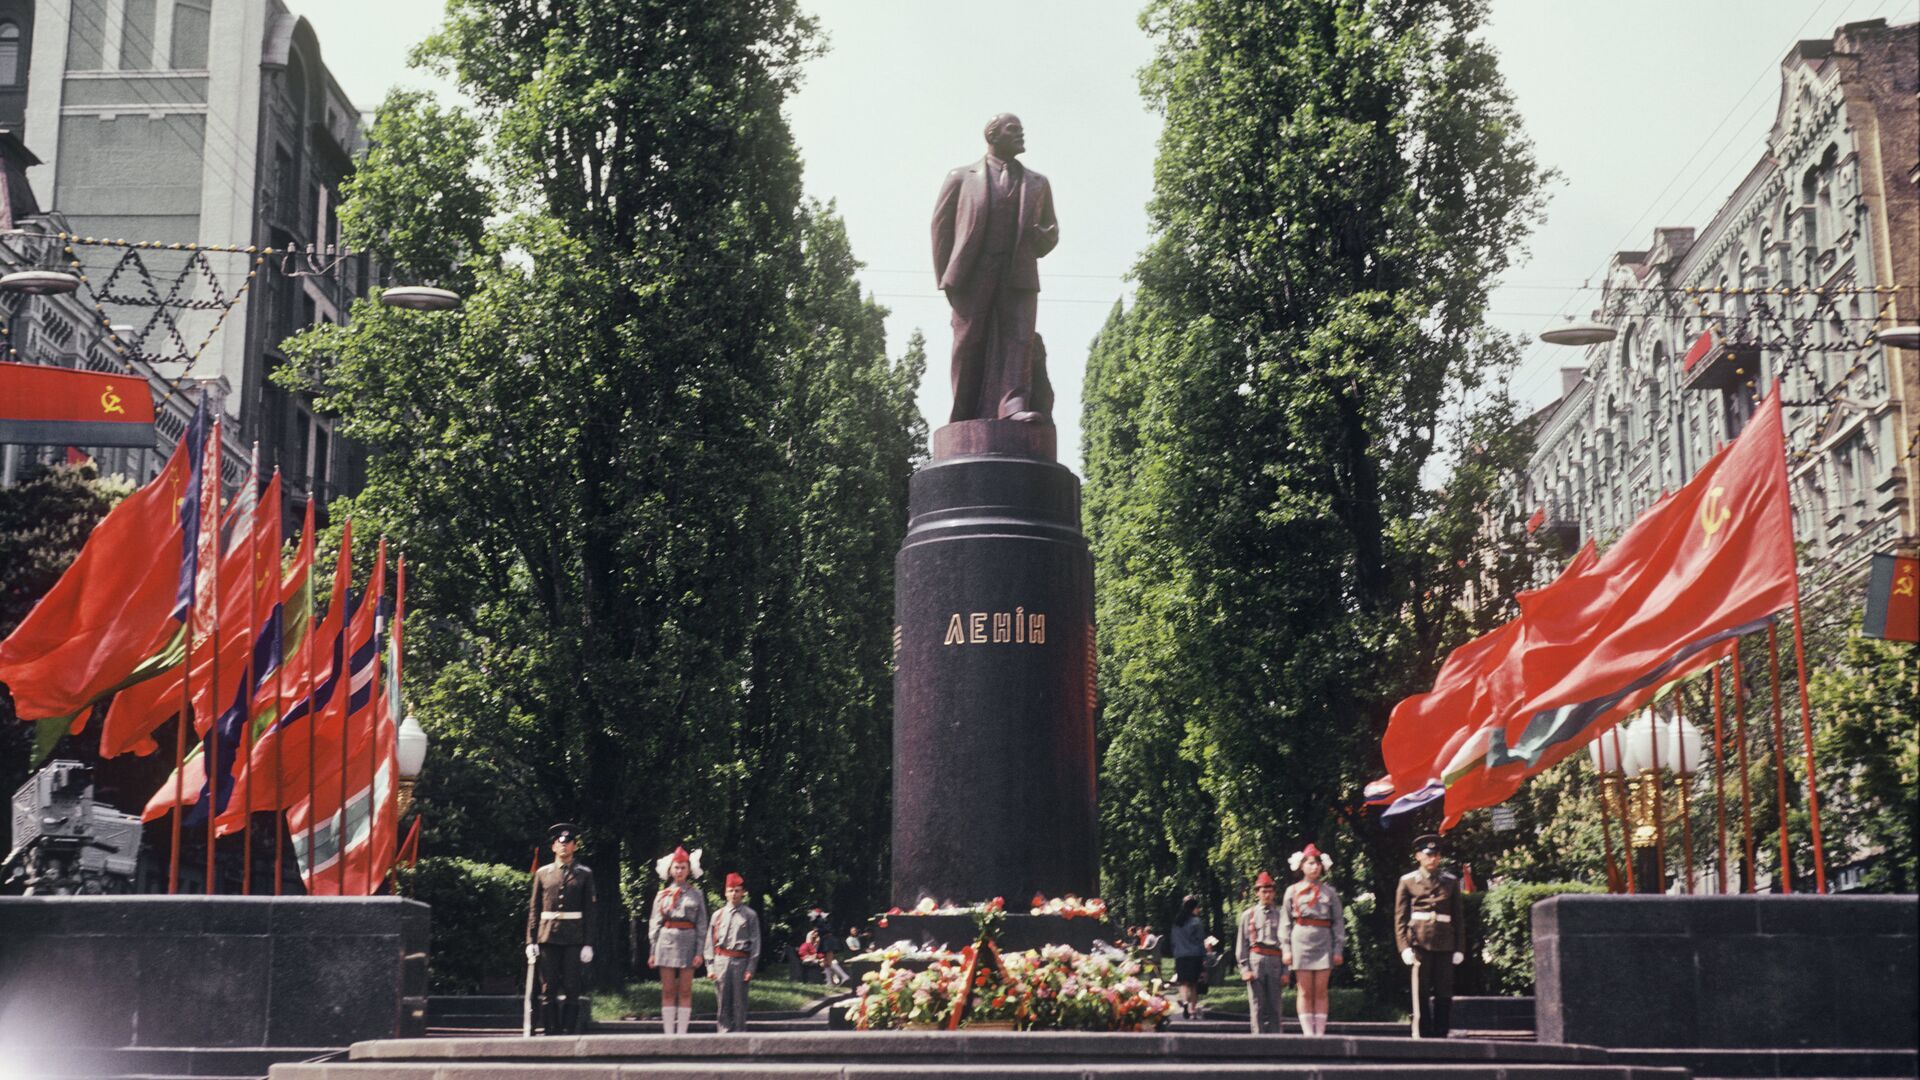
left=1085, top=0, right=1549, bottom=970
left=279, top=2, right=921, bottom=953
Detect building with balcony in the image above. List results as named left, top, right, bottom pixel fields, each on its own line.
left=6, top=0, right=370, bottom=518
left=1521, top=18, right=1918, bottom=597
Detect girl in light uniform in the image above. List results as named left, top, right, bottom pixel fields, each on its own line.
left=647, top=846, right=710, bottom=1034
left=1280, top=843, right=1345, bottom=1036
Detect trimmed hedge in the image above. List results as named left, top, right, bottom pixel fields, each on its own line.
left=1478, top=880, right=1604, bottom=994
left=401, top=856, right=533, bottom=994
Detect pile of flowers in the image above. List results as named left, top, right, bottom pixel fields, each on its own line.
left=1029, top=893, right=1108, bottom=920
left=845, top=942, right=1171, bottom=1032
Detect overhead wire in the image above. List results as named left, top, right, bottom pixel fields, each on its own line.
left=1502, top=0, right=1873, bottom=406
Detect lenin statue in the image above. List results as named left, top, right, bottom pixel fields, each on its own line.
left=931, top=113, right=1059, bottom=424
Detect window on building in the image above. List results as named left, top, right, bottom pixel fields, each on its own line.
left=67, top=0, right=106, bottom=69
left=0, top=21, right=21, bottom=85
left=171, top=0, right=211, bottom=69
left=121, top=0, right=156, bottom=70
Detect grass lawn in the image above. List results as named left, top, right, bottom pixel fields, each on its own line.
left=594, top=975, right=841, bottom=1020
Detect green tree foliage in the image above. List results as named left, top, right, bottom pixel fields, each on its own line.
left=277, top=1, right=921, bottom=964
left=1809, top=634, right=1916, bottom=892
left=1084, top=0, right=1549, bottom=991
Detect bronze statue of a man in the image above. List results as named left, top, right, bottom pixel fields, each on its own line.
left=931, top=113, right=1059, bottom=424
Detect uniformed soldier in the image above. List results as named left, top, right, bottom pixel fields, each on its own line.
left=706, top=872, right=761, bottom=1034
left=1394, top=833, right=1465, bottom=1038
left=1234, top=870, right=1289, bottom=1034
left=524, top=822, right=596, bottom=1035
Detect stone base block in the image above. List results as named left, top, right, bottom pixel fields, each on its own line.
left=0, top=896, right=430, bottom=1053
left=1532, top=894, right=1917, bottom=1049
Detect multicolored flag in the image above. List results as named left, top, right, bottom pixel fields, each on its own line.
left=0, top=361, right=157, bottom=448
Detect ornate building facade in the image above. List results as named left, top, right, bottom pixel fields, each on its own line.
left=1522, top=19, right=1918, bottom=597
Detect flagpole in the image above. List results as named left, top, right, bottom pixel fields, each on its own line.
left=1674, top=695, right=1695, bottom=895
left=304, top=503, right=318, bottom=896
left=1788, top=590, right=1829, bottom=893
left=1731, top=639, right=1756, bottom=893
left=273, top=471, right=287, bottom=895
left=1767, top=621, right=1793, bottom=892
left=242, top=446, right=259, bottom=894
left=1647, top=715, right=1667, bottom=892
left=1595, top=769, right=1623, bottom=893
left=1711, top=666, right=1728, bottom=893
left=169, top=631, right=190, bottom=895
left=205, top=423, right=223, bottom=897
left=336, top=520, right=352, bottom=896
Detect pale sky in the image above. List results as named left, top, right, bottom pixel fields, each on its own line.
left=296, top=0, right=1919, bottom=476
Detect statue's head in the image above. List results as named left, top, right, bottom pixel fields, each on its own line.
left=984, top=113, right=1026, bottom=158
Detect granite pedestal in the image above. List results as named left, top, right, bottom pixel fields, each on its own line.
left=1532, top=894, right=1917, bottom=1049
left=891, top=421, right=1097, bottom=907
left=0, top=896, right=430, bottom=1054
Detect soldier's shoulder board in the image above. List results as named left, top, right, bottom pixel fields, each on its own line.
left=1399, top=870, right=1421, bottom=882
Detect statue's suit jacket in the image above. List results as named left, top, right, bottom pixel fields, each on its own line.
left=931, top=156, right=1059, bottom=292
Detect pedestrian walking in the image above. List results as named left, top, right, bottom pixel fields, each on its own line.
left=524, top=823, right=596, bottom=1035
left=1169, top=894, right=1209, bottom=1020
left=1395, top=833, right=1465, bottom=1039
left=706, top=872, right=760, bottom=1034
left=647, top=845, right=710, bottom=1035
left=1234, top=871, right=1289, bottom=1034
left=1280, top=843, right=1345, bottom=1036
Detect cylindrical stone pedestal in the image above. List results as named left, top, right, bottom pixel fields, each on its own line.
left=891, top=422, right=1096, bottom=907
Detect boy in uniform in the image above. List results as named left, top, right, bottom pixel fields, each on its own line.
left=1234, top=870, right=1289, bottom=1033
left=706, top=872, right=761, bottom=1033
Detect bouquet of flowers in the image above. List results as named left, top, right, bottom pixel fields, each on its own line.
left=1029, top=893, right=1109, bottom=920
left=844, top=943, right=1172, bottom=1032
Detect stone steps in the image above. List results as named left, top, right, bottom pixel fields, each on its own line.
left=24, top=1046, right=340, bottom=1080
left=266, top=1032, right=1689, bottom=1080
left=1605, top=1046, right=1919, bottom=1078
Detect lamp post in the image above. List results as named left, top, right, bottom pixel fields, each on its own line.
left=396, top=712, right=429, bottom=817
left=1663, top=713, right=1706, bottom=894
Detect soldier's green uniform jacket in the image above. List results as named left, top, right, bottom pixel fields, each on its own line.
left=1392, top=867, right=1463, bottom=953
left=527, top=860, right=597, bottom=946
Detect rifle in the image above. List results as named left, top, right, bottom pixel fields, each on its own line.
left=523, top=853, right=541, bottom=1037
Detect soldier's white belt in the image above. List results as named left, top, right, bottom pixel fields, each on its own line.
left=1409, top=912, right=1451, bottom=923
left=541, top=912, right=583, bottom=920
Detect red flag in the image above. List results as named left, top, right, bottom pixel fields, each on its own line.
left=290, top=697, right=396, bottom=895
left=1440, top=388, right=1796, bottom=826
left=0, top=361, right=157, bottom=447
left=1, top=425, right=192, bottom=725
left=1682, top=329, right=1714, bottom=372
left=1526, top=506, right=1546, bottom=534
left=1383, top=388, right=1797, bottom=828
left=103, top=467, right=274, bottom=759
left=1862, top=553, right=1919, bottom=643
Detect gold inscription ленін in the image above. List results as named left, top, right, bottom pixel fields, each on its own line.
left=942, top=611, right=1046, bottom=646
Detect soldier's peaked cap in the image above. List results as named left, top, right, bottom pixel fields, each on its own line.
left=1413, top=833, right=1444, bottom=854
left=549, top=822, right=580, bottom=842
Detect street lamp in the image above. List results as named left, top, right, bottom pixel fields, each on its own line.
left=396, top=712, right=429, bottom=816
left=379, top=285, right=462, bottom=312
left=0, top=268, right=81, bottom=295
left=1538, top=317, right=1618, bottom=346
left=1875, top=325, right=1920, bottom=350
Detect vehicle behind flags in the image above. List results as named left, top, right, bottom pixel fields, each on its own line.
left=1430, top=387, right=1798, bottom=827
left=0, top=400, right=203, bottom=733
